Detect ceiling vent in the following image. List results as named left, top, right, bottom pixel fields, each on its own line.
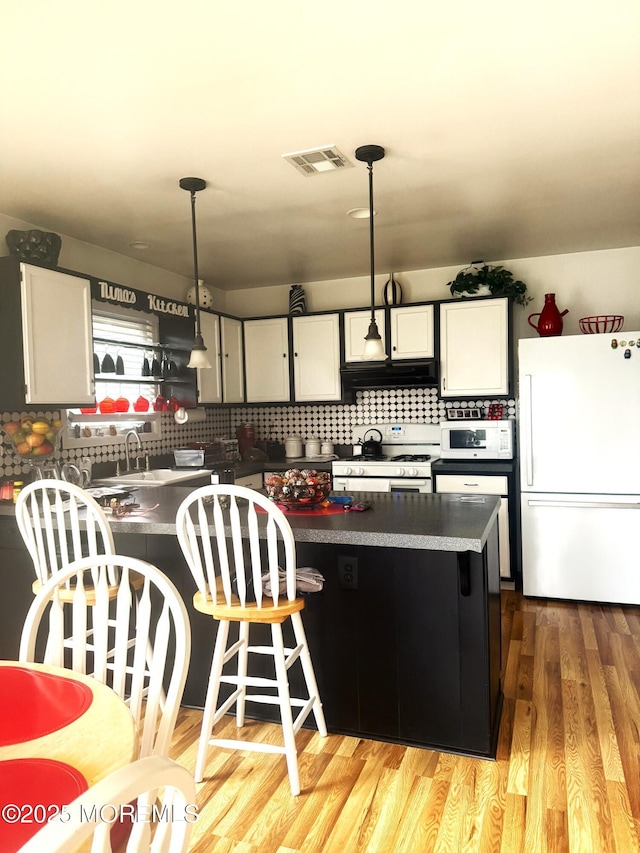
left=282, top=146, right=353, bottom=176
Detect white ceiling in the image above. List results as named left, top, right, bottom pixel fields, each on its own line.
left=1, top=1, right=639, bottom=292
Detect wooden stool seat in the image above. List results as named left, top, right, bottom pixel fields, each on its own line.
left=193, top=589, right=306, bottom=623
left=32, top=571, right=144, bottom=603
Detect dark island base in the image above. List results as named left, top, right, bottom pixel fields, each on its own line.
left=140, top=530, right=503, bottom=760
left=0, top=493, right=503, bottom=760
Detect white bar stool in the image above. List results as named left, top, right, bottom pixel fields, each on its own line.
left=176, top=484, right=327, bottom=795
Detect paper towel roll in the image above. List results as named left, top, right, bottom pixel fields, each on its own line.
left=174, top=407, right=207, bottom=424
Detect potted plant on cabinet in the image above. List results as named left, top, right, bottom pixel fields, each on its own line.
left=446, top=260, right=532, bottom=306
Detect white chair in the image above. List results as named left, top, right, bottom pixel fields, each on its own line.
left=176, top=484, right=327, bottom=795
left=19, top=555, right=191, bottom=759
left=14, top=479, right=163, bottom=700
left=15, top=479, right=118, bottom=594
left=17, top=755, right=197, bottom=853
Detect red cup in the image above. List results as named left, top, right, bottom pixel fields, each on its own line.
left=114, top=396, right=130, bottom=413
left=153, top=395, right=166, bottom=412
left=99, top=397, right=115, bottom=414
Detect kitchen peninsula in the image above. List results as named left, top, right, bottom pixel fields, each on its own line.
left=0, top=490, right=502, bottom=759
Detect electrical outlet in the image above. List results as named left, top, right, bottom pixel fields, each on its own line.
left=338, top=555, right=358, bottom=590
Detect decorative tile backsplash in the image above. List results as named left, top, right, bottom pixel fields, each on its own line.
left=0, top=390, right=516, bottom=480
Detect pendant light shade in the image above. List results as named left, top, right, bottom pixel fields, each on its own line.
left=355, top=144, right=388, bottom=362
left=180, top=176, right=212, bottom=370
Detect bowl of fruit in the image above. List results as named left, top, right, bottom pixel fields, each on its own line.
left=3, top=416, right=63, bottom=460
left=265, top=468, right=332, bottom=510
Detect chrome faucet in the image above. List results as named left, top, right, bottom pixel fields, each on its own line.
left=60, top=462, right=81, bottom=484
left=124, top=430, right=143, bottom=473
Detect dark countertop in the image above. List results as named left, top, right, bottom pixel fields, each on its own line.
left=0, top=488, right=499, bottom=552
left=87, top=487, right=499, bottom=552
left=432, top=458, right=518, bottom=475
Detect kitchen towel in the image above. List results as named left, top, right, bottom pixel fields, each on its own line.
left=263, top=566, right=324, bottom=596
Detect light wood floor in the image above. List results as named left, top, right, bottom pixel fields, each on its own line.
left=168, top=590, right=640, bottom=852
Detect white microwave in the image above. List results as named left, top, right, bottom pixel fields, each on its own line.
left=440, top=420, right=514, bottom=460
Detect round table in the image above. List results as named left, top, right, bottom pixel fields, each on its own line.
left=0, top=660, right=137, bottom=851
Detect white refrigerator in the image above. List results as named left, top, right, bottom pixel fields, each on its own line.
left=519, top=333, right=640, bottom=604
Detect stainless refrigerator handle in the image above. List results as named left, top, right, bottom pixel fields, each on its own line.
left=523, top=373, right=533, bottom=486
left=528, top=500, right=640, bottom=510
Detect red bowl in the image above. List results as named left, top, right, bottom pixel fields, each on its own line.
left=579, top=315, right=624, bottom=334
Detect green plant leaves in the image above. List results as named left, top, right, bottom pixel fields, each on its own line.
left=446, top=262, right=532, bottom=306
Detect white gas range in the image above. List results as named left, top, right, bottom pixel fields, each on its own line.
left=332, top=423, right=441, bottom=493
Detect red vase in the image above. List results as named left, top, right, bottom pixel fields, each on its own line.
left=528, top=293, right=569, bottom=337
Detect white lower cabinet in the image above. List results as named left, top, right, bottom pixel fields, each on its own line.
left=235, top=473, right=264, bottom=490
left=436, top=474, right=511, bottom=579
left=292, top=313, right=341, bottom=401
left=244, top=317, right=290, bottom=403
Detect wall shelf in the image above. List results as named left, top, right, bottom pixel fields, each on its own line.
left=94, top=376, right=190, bottom=384
left=61, top=412, right=162, bottom=450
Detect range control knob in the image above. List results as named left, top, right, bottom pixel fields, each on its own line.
left=354, top=466, right=365, bottom=476
left=407, top=467, right=419, bottom=477
left=395, top=468, right=405, bottom=477
left=343, top=467, right=352, bottom=476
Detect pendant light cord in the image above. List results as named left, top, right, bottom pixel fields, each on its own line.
left=189, top=189, right=202, bottom=339
left=367, top=161, right=376, bottom=324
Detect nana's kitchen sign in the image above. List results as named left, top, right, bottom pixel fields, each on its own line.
left=92, top=280, right=193, bottom=318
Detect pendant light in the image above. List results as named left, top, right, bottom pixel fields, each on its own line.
left=180, top=176, right=212, bottom=370
left=355, top=144, right=388, bottom=361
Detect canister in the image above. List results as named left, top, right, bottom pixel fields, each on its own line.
left=236, top=423, right=256, bottom=457
left=305, top=438, right=321, bottom=458
left=285, top=435, right=303, bottom=458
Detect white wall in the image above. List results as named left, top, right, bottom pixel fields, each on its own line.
left=3, top=212, right=637, bottom=341
left=225, top=247, right=640, bottom=345
left=0, top=213, right=217, bottom=304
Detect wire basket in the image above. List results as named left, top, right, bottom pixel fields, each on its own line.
left=579, top=315, right=624, bottom=334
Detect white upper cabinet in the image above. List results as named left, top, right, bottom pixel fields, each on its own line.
left=439, top=297, right=509, bottom=397
left=390, top=304, right=434, bottom=360
left=244, top=317, right=290, bottom=403
left=197, top=310, right=222, bottom=404
left=20, top=264, right=95, bottom=405
left=343, top=308, right=386, bottom=362
left=292, top=313, right=341, bottom=402
left=221, top=316, right=244, bottom=403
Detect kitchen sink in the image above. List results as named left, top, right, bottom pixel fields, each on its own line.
left=97, top=469, right=212, bottom=488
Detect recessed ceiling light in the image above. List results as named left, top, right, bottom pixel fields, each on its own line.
left=347, top=208, right=376, bottom=219
left=129, top=241, right=151, bottom=250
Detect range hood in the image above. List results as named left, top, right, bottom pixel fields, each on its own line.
left=340, top=359, right=438, bottom=400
